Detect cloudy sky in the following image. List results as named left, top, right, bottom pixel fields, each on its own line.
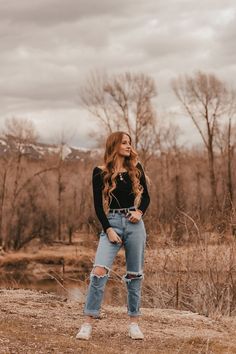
left=0, top=0, right=235, bottom=148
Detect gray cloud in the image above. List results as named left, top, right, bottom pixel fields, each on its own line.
left=0, top=0, right=235, bottom=148
left=0, top=0, right=128, bottom=25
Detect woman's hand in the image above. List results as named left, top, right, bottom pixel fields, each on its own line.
left=106, top=227, right=122, bottom=244
left=127, top=210, right=142, bottom=223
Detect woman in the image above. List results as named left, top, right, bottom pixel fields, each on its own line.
left=76, top=131, right=150, bottom=340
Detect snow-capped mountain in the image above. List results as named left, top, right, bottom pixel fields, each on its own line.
left=0, top=136, right=102, bottom=161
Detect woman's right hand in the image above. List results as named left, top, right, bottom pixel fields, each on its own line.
left=106, top=227, right=122, bottom=244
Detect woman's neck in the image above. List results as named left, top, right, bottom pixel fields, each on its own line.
left=114, top=157, right=126, bottom=172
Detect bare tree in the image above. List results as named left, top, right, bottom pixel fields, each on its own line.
left=4, top=117, right=39, bottom=212
left=53, top=131, right=75, bottom=241
left=4, top=117, right=38, bottom=143
left=172, top=72, right=232, bottom=211
left=209, top=87, right=236, bottom=211
left=224, top=90, right=236, bottom=205
left=215, top=119, right=235, bottom=209
left=0, top=159, right=8, bottom=247
left=55, top=144, right=66, bottom=241
left=1, top=117, right=39, bottom=249
left=80, top=71, right=158, bottom=157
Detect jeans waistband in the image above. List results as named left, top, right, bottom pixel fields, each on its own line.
left=108, top=207, right=136, bottom=215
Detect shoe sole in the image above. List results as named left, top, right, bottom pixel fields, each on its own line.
left=129, top=332, right=144, bottom=340
left=76, top=335, right=90, bottom=340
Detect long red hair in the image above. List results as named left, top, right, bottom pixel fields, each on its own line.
left=99, top=131, right=143, bottom=214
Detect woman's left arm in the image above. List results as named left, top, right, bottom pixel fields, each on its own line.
left=136, top=162, right=150, bottom=215
left=127, top=162, right=150, bottom=223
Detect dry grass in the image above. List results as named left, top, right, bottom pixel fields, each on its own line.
left=142, top=235, right=236, bottom=317
left=0, top=289, right=236, bottom=354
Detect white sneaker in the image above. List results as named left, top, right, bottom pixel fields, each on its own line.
left=76, top=323, right=92, bottom=340
left=128, top=322, right=144, bottom=340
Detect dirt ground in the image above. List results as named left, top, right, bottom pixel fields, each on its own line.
left=0, top=289, right=236, bottom=354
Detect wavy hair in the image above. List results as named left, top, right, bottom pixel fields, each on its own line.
left=99, top=131, right=144, bottom=214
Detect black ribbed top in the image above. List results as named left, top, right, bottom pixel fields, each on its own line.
left=92, top=162, right=150, bottom=232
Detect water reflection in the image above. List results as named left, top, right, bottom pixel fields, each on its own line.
left=0, top=276, right=127, bottom=305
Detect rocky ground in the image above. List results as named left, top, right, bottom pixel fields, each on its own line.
left=0, top=289, right=236, bottom=354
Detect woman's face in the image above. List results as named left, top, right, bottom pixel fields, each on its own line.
left=117, top=134, right=131, bottom=157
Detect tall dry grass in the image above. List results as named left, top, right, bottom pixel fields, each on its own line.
left=142, top=232, right=236, bottom=318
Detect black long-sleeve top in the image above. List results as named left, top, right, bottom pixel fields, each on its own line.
left=92, top=162, right=150, bottom=232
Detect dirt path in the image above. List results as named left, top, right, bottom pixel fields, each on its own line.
left=0, top=289, right=236, bottom=354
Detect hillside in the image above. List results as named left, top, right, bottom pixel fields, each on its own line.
left=0, top=289, right=236, bottom=354
left=0, top=135, right=101, bottom=161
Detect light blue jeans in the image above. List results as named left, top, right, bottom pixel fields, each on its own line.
left=84, top=208, right=147, bottom=317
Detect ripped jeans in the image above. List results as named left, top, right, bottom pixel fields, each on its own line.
left=83, top=208, right=147, bottom=317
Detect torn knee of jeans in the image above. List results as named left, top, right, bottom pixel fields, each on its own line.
left=122, top=272, right=144, bottom=282
left=91, top=265, right=110, bottom=278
